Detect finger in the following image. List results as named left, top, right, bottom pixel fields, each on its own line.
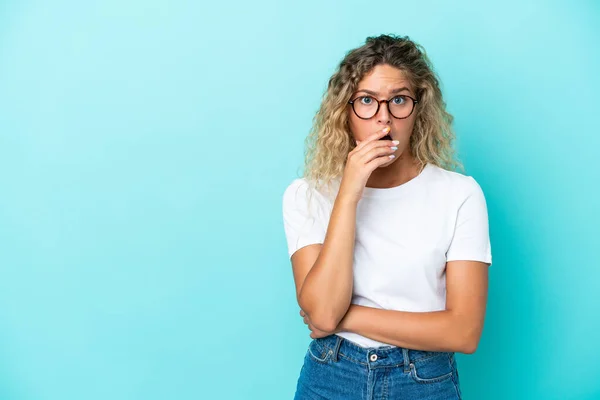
left=353, top=139, right=395, bottom=157
left=353, top=139, right=396, bottom=161
left=361, top=145, right=397, bottom=165
left=369, top=126, right=391, bottom=141
left=354, top=126, right=392, bottom=150
left=366, top=150, right=397, bottom=169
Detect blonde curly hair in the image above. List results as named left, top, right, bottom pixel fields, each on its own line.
left=300, top=34, right=464, bottom=203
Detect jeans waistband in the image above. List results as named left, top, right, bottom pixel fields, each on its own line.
left=314, top=334, right=454, bottom=371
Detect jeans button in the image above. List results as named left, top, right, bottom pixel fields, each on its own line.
left=370, top=354, right=378, bottom=362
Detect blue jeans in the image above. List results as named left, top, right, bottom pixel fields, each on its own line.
left=294, top=334, right=462, bottom=399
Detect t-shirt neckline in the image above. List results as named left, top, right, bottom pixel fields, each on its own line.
left=361, top=163, right=431, bottom=199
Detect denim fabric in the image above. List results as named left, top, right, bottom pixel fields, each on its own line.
left=294, top=334, right=462, bottom=399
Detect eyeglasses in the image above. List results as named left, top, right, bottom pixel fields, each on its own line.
left=348, top=94, right=419, bottom=120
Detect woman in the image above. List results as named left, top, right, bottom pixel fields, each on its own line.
left=282, top=34, right=492, bottom=400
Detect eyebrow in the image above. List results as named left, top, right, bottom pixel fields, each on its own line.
left=355, top=87, right=411, bottom=96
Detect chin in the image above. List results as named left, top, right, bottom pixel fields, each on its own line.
left=379, top=157, right=398, bottom=168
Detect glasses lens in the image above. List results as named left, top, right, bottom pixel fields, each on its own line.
left=353, top=96, right=378, bottom=119
left=389, top=96, right=414, bottom=119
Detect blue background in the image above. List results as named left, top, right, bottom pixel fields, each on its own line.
left=1, top=0, right=599, bottom=399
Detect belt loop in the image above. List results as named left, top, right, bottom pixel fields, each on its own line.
left=331, top=335, right=343, bottom=362
left=402, top=348, right=410, bottom=372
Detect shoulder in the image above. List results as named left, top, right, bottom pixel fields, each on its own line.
left=282, top=178, right=311, bottom=205
left=426, top=164, right=485, bottom=196
left=283, top=177, right=338, bottom=203
left=426, top=163, right=478, bottom=185
left=282, top=178, right=318, bottom=210
left=282, top=177, right=338, bottom=218
left=283, top=177, right=308, bottom=195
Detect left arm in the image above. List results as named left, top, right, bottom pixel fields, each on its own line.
left=301, top=260, right=489, bottom=354
left=336, top=260, right=489, bottom=354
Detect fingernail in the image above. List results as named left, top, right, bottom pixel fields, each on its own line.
left=383, top=127, right=391, bottom=133
left=392, top=140, right=399, bottom=145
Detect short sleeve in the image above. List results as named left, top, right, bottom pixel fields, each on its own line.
left=282, top=179, right=327, bottom=259
left=446, top=176, right=492, bottom=265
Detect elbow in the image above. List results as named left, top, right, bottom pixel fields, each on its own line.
left=459, top=331, right=482, bottom=354
left=297, top=295, right=340, bottom=333
left=454, top=320, right=482, bottom=354
left=311, top=317, right=338, bottom=333
left=459, top=338, right=479, bottom=354
left=300, top=306, right=339, bottom=333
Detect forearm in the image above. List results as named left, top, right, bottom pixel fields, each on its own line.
left=337, top=305, right=478, bottom=353
left=298, top=195, right=358, bottom=332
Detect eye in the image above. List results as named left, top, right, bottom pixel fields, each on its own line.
left=392, top=96, right=406, bottom=105
left=359, top=96, right=375, bottom=105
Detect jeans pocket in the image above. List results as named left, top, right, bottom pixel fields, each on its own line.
left=409, top=352, right=454, bottom=384
left=306, top=338, right=333, bottom=364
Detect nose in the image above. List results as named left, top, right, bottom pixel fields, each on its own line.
left=376, top=100, right=391, bottom=124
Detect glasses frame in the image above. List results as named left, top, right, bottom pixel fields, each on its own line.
left=348, top=94, right=419, bottom=120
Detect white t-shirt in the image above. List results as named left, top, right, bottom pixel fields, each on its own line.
left=281, top=162, right=492, bottom=348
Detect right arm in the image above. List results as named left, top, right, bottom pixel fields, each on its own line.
left=289, top=126, right=396, bottom=332
left=294, top=193, right=359, bottom=333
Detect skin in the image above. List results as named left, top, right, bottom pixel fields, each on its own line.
left=348, top=63, right=424, bottom=188
left=297, top=64, right=490, bottom=354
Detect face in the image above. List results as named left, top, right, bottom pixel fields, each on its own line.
left=347, top=64, right=418, bottom=166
